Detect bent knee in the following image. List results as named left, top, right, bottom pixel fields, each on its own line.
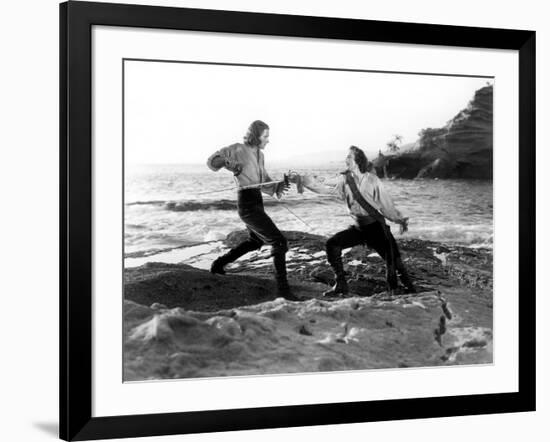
left=250, top=239, right=263, bottom=251
left=242, top=238, right=262, bottom=252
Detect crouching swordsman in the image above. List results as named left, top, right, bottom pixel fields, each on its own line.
left=290, top=146, right=416, bottom=297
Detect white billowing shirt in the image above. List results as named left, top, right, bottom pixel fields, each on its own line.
left=302, top=171, right=404, bottom=224
left=207, top=143, right=277, bottom=196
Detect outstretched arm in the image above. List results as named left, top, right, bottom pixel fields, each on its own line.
left=289, top=173, right=344, bottom=199
left=259, top=170, right=290, bottom=199
left=259, top=170, right=279, bottom=197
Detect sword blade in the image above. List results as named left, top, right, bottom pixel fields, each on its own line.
left=195, top=180, right=282, bottom=195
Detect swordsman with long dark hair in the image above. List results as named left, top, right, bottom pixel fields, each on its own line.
left=206, top=120, right=300, bottom=301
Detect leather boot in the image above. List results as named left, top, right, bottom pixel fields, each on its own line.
left=323, top=257, right=349, bottom=297
left=397, top=259, right=417, bottom=293
left=210, top=241, right=257, bottom=275
left=273, top=252, right=301, bottom=301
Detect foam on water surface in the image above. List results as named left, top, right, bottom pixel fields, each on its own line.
left=125, top=165, right=494, bottom=258
left=125, top=242, right=224, bottom=269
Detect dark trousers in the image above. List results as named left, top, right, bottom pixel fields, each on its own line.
left=215, top=189, right=288, bottom=285
left=326, top=222, right=407, bottom=290
left=235, top=189, right=288, bottom=256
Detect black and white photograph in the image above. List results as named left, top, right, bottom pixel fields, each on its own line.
left=2, top=0, right=545, bottom=440
left=122, top=59, right=494, bottom=381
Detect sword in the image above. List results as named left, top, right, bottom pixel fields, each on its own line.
left=195, top=180, right=285, bottom=195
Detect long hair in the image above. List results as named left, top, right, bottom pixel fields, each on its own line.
left=243, top=120, right=269, bottom=147
left=349, top=145, right=369, bottom=173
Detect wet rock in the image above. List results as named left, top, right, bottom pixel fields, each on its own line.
left=123, top=231, right=493, bottom=380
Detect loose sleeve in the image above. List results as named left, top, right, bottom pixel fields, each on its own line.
left=206, top=145, right=235, bottom=171
left=371, top=176, right=404, bottom=223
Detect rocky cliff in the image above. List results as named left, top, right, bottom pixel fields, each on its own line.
left=373, top=85, right=493, bottom=179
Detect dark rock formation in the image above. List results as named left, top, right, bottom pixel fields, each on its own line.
left=373, top=85, right=493, bottom=179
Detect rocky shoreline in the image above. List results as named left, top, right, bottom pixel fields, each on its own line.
left=124, top=230, right=493, bottom=380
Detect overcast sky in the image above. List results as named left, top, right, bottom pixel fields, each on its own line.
left=124, top=60, right=492, bottom=165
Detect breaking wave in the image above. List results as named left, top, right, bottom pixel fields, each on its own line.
left=412, top=224, right=493, bottom=248
left=127, top=198, right=332, bottom=212
left=125, top=167, right=494, bottom=255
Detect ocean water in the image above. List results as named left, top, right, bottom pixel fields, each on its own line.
left=125, top=164, right=493, bottom=258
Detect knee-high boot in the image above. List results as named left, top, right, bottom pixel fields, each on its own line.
left=273, top=252, right=301, bottom=301
left=323, top=251, right=349, bottom=297
left=396, top=258, right=417, bottom=293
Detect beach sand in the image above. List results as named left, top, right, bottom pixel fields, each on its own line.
left=124, top=230, right=493, bottom=381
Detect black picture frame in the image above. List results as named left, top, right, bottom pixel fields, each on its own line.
left=60, top=1, right=536, bottom=440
